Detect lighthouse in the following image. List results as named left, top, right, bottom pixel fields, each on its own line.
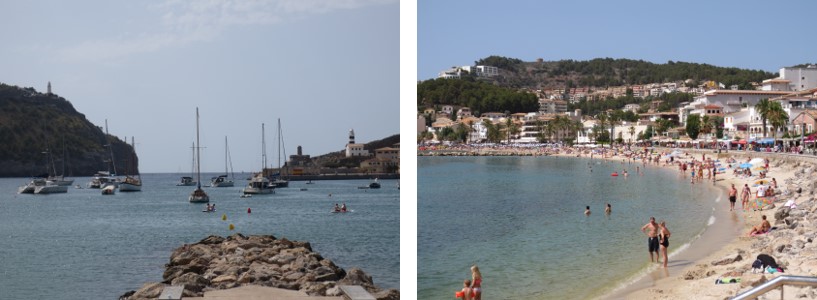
left=348, top=129, right=355, bottom=144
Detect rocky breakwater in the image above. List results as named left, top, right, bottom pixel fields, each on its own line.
left=121, top=234, right=399, bottom=300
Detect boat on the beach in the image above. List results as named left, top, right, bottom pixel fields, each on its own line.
left=210, top=136, right=235, bottom=187
left=188, top=108, right=210, bottom=203
left=243, top=123, right=275, bottom=195
left=119, top=137, right=142, bottom=192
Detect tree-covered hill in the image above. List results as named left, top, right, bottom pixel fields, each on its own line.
left=417, top=76, right=539, bottom=116
left=467, top=56, right=777, bottom=90
left=0, top=83, right=137, bottom=177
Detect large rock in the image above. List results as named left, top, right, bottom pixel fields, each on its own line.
left=374, top=289, right=401, bottom=300
left=711, top=253, right=743, bottom=266
left=171, top=272, right=209, bottom=293
left=128, top=282, right=165, bottom=300
left=775, top=207, right=791, bottom=221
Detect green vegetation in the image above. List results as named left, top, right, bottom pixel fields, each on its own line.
left=475, top=55, right=523, bottom=71
left=0, top=83, right=134, bottom=176
left=417, top=77, right=539, bottom=116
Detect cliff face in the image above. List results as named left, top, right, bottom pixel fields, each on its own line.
left=0, top=83, right=137, bottom=177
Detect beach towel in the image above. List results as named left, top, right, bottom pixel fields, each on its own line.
left=715, top=277, right=741, bottom=284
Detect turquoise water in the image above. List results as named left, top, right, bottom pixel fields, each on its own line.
left=0, top=174, right=399, bottom=299
left=418, top=156, right=720, bottom=299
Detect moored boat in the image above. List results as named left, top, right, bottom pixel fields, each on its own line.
left=34, top=183, right=68, bottom=194
left=188, top=108, right=210, bottom=203
left=369, top=178, right=381, bottom=189
left=243, top=123, right=275, bottom=195
left=210, top=136, right=235, bottom=187
left=118, top=137, right=142, bottom=192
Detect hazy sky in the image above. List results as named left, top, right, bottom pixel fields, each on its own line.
left=418, top=0, right=817, bottom=80
left=0, top=0, right=399, bottom=173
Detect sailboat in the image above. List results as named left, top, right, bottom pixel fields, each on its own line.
left=243, top=123, right=275, bottom=194
left=189, top=108, right=209, bottom=203
left=89, top=120, right=119, bottom=189
left=119, top=137, right=142, bottom=192
left=270, top=118, right=289, bottom=188
left=46, top=141, right=74, bottom=186
left=210, top=136, right=235, bottom=187
left=176, top=142, right=198, bottom=186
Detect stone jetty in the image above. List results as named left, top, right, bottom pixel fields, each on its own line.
left=120, top=233, right=399, bottom=300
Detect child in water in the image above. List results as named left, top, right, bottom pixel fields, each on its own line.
left=455, top=279, right=473, bottom=300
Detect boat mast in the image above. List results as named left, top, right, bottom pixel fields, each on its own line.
left=132, top=136, right=139, bottom=179
left=105, top=119, right=117, bottom=175
left=224, top=136, right=228, bottom=176
left=261, top=123, right=266, bottom=176
left=196, top=108, right=202, bottom=189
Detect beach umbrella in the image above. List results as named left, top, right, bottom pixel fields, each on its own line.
left=749, top=158, right=764, bottom=165
left=754, top=179, right=770, bottom=186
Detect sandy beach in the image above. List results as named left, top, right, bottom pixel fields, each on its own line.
left=551, top=147, right=817, bottom=299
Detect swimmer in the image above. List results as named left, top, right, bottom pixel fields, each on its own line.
left=605, top=203, right=611, bottom=214
left=585, top=206, right=591, bottom=216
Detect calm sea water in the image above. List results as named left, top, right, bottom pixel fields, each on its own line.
left=418, top=156, right=720, bottom=299
left=0, top=173, right=399, bottom=299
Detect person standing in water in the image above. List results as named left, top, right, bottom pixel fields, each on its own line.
left=585, top=206, right=591, bottom=216
left=658, top=220, right=671, bottom=268
left=470, top=265, right=482, bottom=300
left=641, top=217, right=660, bottom=263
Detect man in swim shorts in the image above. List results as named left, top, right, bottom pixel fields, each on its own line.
left=728, top=184, right=737, bottom=211
left=640, top=217, right=659, bottom=262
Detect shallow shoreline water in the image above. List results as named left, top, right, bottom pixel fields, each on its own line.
left=417, top=154, right=721, bottom=299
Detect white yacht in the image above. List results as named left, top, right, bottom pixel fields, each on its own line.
left=243, top=123, right=275, bottom=195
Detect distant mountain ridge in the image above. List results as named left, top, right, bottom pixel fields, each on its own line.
left=0, top=83, right=137, bottom=177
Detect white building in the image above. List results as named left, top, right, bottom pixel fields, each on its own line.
left=461, top=65, right=500, bottom=77
left=438, top=67, right=464, bottom=79
left=539, top=98, right=568, bottom=115
left=680, top=90, right=791, bottom=125
left=345, top=129, right=370, bottom=157
left=780, top=66, right=817, bottom=91
left=623, top=103, right=640, bottom=113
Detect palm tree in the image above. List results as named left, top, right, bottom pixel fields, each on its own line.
left=608, top=113, right=620, bottom=146
left=700, top=115, right=712, bottom=146
left=766, top=101, right=789, bottom=148
left=755, top=98, right=772, bottom=138
left=628, top=126, right=635, bottom=144
left=597, top=113, right=608, bottom=147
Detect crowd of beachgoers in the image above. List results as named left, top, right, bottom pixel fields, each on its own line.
left=429, top=142, right=817, bottom=299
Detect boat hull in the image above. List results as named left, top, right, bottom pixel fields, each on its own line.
left=34, top=185, right=68, bottom=194
left=242, top=187, right=275, bottom=194
left=119, top=183, right=142, bottom=192
left=211, top=181, right=234, bottom=187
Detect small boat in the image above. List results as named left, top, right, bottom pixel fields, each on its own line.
left=368, top=178, right=381, bottom=189
left=210, top=136, right=235, bottom=187
left=89, top=171, right=118, bottom=189
left=46, top=175, right=74, bottom=187
left=119, top=137, right=142, bottom=192
left=177, top=142, right=198, bottom=186
left=305, top=180, right=315, bottom=185
left=188, top=108, right=210, bottom=204
left=243, top=123, right=275, bottom=195
left=101, top=185, right=116, bottom=195
left=177, top=176, right=197, bottom=186
left=240, top=194, right=252, bottom=198
left=299, top=188, right=308, bottom=191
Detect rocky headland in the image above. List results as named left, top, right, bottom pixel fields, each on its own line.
left=120, top=233, right=399, bottom=300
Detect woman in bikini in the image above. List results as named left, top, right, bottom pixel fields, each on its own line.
left=471, top=265, right=482, bottom=300
left=658, top=221, right=671, bottom=268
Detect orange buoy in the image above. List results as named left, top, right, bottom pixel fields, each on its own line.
left=611, top=172, right=619, bottom=177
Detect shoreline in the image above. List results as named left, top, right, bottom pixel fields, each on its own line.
left=419, top=146, right=817, bottom=299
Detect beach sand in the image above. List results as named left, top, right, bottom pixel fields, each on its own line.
left=552, top=148, right=817, bottom=299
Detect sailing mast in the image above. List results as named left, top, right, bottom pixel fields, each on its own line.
left=262, top=123, right=267, bottom=176
left=224, top=136, right=228, bottom=176
left=105, top=119, right=117, bottom=175
left=196, top=108, right=202, bottom=189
